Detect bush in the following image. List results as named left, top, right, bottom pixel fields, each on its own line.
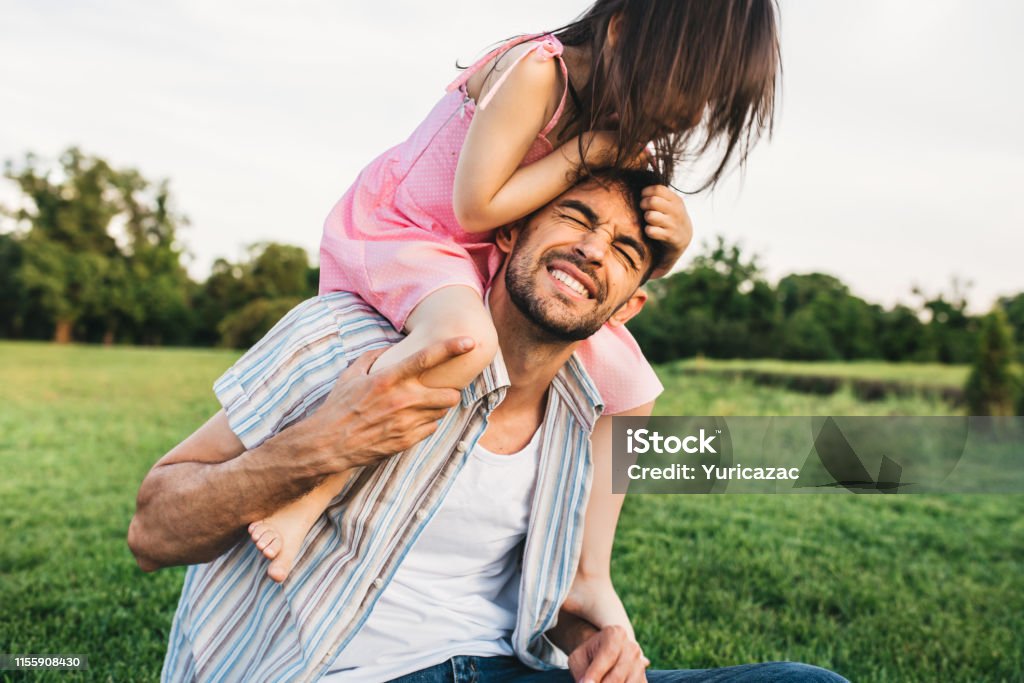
left=218, top=297, right=304, bottom=349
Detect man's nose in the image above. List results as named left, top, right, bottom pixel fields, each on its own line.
left=573, top=231, right=609, bottom=264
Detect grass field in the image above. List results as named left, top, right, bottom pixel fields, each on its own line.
left=671, top=358, right=970, bottom=389
left=1, top=342, right=1021, bottom=682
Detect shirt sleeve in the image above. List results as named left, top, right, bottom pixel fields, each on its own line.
left=212, top=295, right=398, bottom=450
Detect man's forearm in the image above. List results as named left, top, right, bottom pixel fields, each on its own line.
left=546, top=608, right=601, bottom=657
left=128, top=338, right=470, bottom=572
left=128, top=421, right=331, bottom=570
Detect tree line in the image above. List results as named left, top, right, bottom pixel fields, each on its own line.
left=2, top=149, right=1022, bottom=376
left=628, top=238, right=1024, bottom=366
left=0, top=149, right=319, bottom=348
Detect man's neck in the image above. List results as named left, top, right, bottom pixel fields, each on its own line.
left=487, top=286, right=582, bottom=414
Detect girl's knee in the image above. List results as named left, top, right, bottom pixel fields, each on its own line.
left=423, top=308, right=499, bottom=362
left=406, top=310, right=499, bottom=389
left=451, top=317, right=499, bottom=377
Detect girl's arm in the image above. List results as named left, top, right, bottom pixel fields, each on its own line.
left=562, top=400, right=656, bottom=643
left=453, top=43, right=612, bottom=233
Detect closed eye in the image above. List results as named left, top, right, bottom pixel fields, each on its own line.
left=614, top=243, right=639, bottom=270
left=557, top=210, right=590, bottom=229
left=557, top=208, right=642, bottom=270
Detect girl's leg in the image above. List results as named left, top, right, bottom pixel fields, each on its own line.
left=371, top=285, right=499, bottom=389
left=248, top=286, right=499, bottom=582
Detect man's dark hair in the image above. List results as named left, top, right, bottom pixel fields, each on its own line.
left=576, top=167, right=669, bottom=283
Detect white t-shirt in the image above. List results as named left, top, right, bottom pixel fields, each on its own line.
left=324, top=425, right=543, bottom=682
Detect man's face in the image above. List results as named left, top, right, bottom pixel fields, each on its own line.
left=501, top=182, right=653, bottom=342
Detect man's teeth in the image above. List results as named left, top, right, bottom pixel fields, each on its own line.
left=551, top=268, right=590, bottom=298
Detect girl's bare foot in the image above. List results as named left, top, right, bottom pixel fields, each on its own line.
left=248, top=506, right=318, bottom=583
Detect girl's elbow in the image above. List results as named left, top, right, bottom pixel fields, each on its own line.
left=454, top=207, right=490, bottom=233
left=452, top=193, right=496, bottom=233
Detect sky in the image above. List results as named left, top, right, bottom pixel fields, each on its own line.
left=1, top=0, right=1021, bottom=312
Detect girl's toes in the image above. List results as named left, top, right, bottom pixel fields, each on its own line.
left=261, top=535, right=282, bottom=560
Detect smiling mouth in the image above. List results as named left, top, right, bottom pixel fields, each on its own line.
left=547, top=267, right=592, bottom=299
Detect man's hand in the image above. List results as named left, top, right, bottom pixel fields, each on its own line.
left=128, top=336, right=473, bottom=570
left=301, top=337, right=471, bottom=474
left=568, top=625, right=650, bottom=683
left=640, top=184, right=692, bottom=279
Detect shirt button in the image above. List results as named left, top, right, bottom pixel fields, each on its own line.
left=415, top=508, right=428, bottom=521
left=372, top=577, right=384, bottom=589
left=456, top=440, right=469, bottom=453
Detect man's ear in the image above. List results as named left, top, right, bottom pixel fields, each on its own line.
left=606, top=287, right=648, bottom=328
left=495, top=222, right=521, bottom=255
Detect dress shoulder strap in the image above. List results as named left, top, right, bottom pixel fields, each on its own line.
left=446, top=34, right=569, bottom=133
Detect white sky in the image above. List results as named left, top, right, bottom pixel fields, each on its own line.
left=1, top=0, right=1021, bottom=312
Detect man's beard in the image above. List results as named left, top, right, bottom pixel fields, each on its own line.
left=504, top=247, right=613, bottom=342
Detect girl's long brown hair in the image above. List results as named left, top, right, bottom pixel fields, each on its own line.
left=553, top=0, right=781, bottom=191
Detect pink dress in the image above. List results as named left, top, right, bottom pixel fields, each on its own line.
left=319, top=34, right=663, bottom=414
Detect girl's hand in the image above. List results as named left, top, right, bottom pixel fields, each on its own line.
left=641, top=184, right=692, bottom=278
left=579, top=132, right=651, bottom=169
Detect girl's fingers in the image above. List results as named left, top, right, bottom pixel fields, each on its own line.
left=644, top=211, right=671, bottom=231
left=641, top=183, right=676, bottom=199
left=640, top=195, right=674, bottom=213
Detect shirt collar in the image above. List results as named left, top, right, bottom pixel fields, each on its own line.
left=459, top=290, right=605, bottom=427
left=459, top=346, right=510, bottom=409
left=551, top=352, right=605, bottom=431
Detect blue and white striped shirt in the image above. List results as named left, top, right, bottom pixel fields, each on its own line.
left=162, top=293, right=604, bottom=682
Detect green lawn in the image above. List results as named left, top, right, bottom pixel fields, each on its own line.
left=671, top=357, right=970, bottom=389
left=1, top=342, right=1020, bottom=682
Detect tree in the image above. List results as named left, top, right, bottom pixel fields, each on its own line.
left=998, top=292, right=1024, bottom=363
left=218, top=297, right=305, bottom=349
left=876, top=304, right=935, bottom=362
left=3, top=148, right=192, bottom=343
left=965, top=308, right=1021, bottom=416
left=191, top=242, right=318, bottom=347
left=776, top=273, right=879, bottom=360
left=629, top=238, right=779, bottom=361
left=0, top=234, right=26, bottom=337
left=247, top=243, right=313, bottom=299
left=915, top=279, right=976, bottom=364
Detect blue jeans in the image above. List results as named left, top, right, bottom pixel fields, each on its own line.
left=388, top=655, right=850, bottom=682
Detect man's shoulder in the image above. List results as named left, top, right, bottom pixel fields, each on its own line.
left=232, top=292, right=404, bottom=382
left=213, top=293, right=403, bottom=449
left=255, top=293, right=403, bottom=358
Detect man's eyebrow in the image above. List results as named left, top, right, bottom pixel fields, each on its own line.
left=617, top=233, right=649, bottom=264
left=557, top=199, right=599, bottom=226
left=558, top=197, right=649, bottom=266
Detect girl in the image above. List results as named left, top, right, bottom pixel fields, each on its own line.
left=248, top=0, right=779, bottom=642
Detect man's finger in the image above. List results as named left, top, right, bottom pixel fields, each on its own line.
left=342, top=347, right=387, bottom=376
left=420, top=387, right=463, bottom=410
left=391, top=337, right=476, bottom=379
left=604, top=655, right=640, bottom=683
left=400, top=422, right=443, bottom=449
left=580, top=644, right=621, bottom=683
